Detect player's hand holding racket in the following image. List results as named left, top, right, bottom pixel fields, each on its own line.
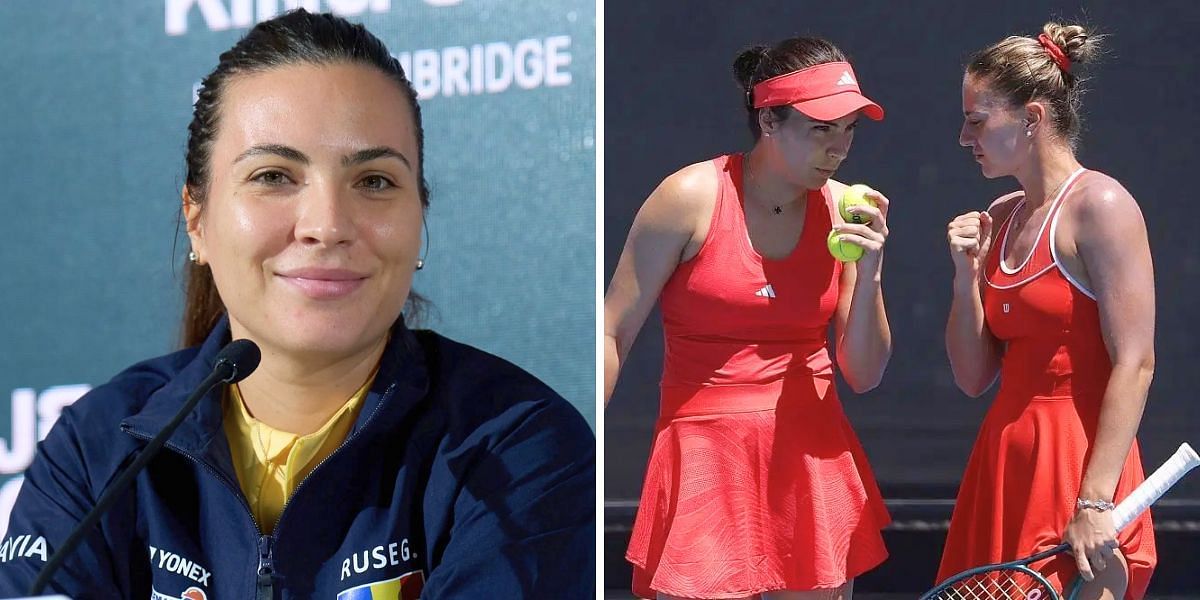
left=920, top=442, right=1200, bottom=600
left=1062, top=496, right=1119, bottom=582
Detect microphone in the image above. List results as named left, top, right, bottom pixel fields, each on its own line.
left=29, top=339, right=261, bottom=595
left=212, top=339, right=261, bottom=385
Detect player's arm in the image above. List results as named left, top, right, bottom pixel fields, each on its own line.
left=603, top=164, right=714, bottom=406
left=832, top=180, right=892, bottom=393
left=1063, top=180, right=1155, bottom=579
left=944, top=195, right=1015, bottom=397
left=420, top=393, right=595, bottom=598
left=0, top=406, right=127, bottom=597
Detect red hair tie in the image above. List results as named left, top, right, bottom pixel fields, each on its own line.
left=1037, top=33, right=1070, bottom=72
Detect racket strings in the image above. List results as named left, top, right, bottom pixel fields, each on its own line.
left=932, top=570, right=1054, bottom=600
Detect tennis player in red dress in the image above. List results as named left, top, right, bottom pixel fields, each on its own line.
left=940, top=22, right=1157, bottom=600
left=606, top=37, right=892, bottom=600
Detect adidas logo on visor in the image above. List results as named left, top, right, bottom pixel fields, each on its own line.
left=836, top=71, right=856, bottom=86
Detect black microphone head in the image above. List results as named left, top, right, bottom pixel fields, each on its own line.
left=214, top=338, right=262, bottom=383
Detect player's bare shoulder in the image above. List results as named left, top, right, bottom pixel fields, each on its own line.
left=1071, top=170, right=1140, bottom=216
left=634, top=160, right=722, bottom=257
left=646, top=160, right=720, bottom=220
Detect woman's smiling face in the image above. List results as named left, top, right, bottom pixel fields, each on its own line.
left=186, top=62, right=425, bottom=359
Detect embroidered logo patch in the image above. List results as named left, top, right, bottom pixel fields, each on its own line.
left=336, top=569, right=425, bottom=600
left=150, top=586, right=207, bottom=600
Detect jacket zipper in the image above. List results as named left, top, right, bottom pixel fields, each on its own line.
left=256, top=534, right=274, bottom=600
left=122, top=427, right=269, bottom=599
left=122, top=380, right=398, bottom=599
left=272, top=382, right=396, bottom=534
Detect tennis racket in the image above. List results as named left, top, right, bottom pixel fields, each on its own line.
left=920, top=442, right=1200, bottom=600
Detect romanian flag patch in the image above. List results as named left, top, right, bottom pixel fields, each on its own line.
left=336, top=569, right=424, bottom=600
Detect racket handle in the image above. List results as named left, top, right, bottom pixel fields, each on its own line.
left=1112, top=442, right=1200, bottom=530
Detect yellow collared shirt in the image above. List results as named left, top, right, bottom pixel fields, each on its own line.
left=223, top=374, right=374, bottom=534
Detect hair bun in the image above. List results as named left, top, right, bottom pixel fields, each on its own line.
left=1042, top=22, right=1101, bottom=66
left=732, top=45, right=771, bottom=91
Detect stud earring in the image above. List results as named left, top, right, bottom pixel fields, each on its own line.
left=188, top=251, right=198, bottom=263
left=1025, top=129, right=1033, bottom=138
left=415, top=259, right=424, bottom=271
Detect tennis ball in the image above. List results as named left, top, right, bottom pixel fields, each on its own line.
left=839, top=184, right=877, bottom=225
left=827, top=230, right=864, bottom=262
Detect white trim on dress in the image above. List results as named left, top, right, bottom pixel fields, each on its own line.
left=1048, top=182, right=1098, bottom=300
left=998, top=167, right=1087, bottom=275
left=986, top=168, right=1087, bottom=293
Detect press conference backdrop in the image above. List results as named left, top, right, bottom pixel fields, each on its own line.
left=606, top=2, right=1199, bottom=509
left=0, top=0, right=594, bottom=535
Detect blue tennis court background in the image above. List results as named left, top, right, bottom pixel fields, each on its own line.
left=603, top=1, right=1199, bottom=594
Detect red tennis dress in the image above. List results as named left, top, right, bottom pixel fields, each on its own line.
left=626, top=154, right=890, bottom=598
left=936, top=169, right=1157, bottom=598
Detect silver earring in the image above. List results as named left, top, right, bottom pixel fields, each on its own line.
left=415, top=259, right=424, bottom=271
left=188, top=251, right=198, bottom=263
left=764, top=131, right=771, bottom=137
left=1025, top=129, right=1033, bottom=138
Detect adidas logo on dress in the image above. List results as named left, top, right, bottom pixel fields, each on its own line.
left=755, top=284, right=776, bottom=299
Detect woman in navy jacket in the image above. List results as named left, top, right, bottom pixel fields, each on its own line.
left=0, top=10, right=594, bottom=599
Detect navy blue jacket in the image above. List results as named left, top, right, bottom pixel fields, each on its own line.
left=0, top=319, right=595, bottom=599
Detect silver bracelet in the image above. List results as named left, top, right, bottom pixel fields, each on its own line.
left=1076, top=498, right=1115, bottom=512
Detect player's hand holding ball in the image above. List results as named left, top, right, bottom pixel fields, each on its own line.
left=828, top=184, right=889, bottom=270
left=839, top=184, right=876, bottom=225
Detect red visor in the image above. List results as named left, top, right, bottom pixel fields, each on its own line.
left=752, top=62, right=884, bottom=121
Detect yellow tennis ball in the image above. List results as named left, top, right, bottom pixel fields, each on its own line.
left=839, top=184, right=877, bottom=225
left=827, top=230, right=864, bottom=262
